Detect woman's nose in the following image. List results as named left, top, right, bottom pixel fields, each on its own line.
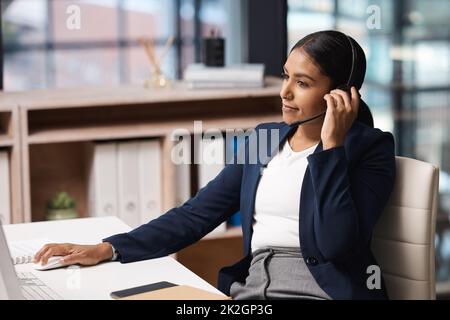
left=280, top=83, right=293, bottom=100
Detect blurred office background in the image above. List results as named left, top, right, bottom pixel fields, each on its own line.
left=1, top=0, right=449, bottom=296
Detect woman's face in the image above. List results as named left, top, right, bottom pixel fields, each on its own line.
left=280, top=48, right=333, bottom=125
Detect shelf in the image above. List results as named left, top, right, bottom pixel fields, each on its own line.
left=12, top=77, right=282, bottom=111
left=27, top=114, right=283, bottom=145
left=17, top=78, right=282, bottom=146
left=29, top=142, right=92, bottom=222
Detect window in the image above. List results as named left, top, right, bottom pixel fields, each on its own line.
left=1, top=0, right=245, bottom=90
left=287, top=0, right=334, bottom=50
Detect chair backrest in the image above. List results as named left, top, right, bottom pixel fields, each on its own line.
left=371, top=156, right=439, bottom=300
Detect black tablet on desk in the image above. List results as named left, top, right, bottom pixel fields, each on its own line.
left=110, top=281, right=177, bottom=299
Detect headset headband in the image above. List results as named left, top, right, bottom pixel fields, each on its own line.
left=343, top=34, right=357, bottom=89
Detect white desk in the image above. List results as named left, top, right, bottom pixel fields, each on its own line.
left=3, top=216, right=225, bottom=300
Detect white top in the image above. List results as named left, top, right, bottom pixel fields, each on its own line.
left=251, top=140, right=318, bottom=252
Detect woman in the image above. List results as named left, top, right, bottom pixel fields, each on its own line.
left=34, top=30, right=396, bottom=300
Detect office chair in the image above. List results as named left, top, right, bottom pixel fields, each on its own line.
left=372, top=156, right=439, bottom=299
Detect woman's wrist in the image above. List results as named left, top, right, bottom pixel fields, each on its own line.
left=322, top=140, right=344, bottom=150
left=98, top=242, right=113, bottom=261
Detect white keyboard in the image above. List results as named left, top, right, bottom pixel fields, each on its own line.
left=17, top=272, right=62, bottom=300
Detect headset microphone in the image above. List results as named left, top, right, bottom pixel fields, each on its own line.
left=289, top=33, right=357, bottom=128
left=288, top=111, right=327, bottom=127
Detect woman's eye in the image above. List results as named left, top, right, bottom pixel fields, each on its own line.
left=281, top=72, right=289, bottom=80
left=297, top=80, right=309, bottom=88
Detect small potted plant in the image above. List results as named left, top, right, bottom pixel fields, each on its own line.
left=45, top=191, right=79, bottom=221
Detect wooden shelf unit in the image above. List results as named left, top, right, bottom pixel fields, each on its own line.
left=1, top=79, right=281, bottom=285
left=2, top=79, right=282, bottom=285
left=5, top=77, right=283, bottom=223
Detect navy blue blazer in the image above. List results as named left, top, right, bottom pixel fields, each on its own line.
left=104, top=120, right=396, bottom=300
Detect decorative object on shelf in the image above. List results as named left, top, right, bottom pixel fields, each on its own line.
left=139, top=35, right=174, bottom=89
left=45, top=191, right=79, bottom=221
left=202, top=29, right=225, bottom=67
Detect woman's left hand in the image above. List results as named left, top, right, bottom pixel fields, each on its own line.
left=321, top=87, right=360, bottom=150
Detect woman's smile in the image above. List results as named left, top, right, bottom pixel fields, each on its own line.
left=282, top=104, right=299, bottom=113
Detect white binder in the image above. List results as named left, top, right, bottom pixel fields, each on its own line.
left=175, top=135, right=191, bottom=206
left=87, top=143, right=119, bottom=218
left=0, top=151, right=11, bottom=225
left=198, top=136, right=225, bottom=188
left=198, top=135, right=226, bottom=234
left=117, top=141, right=141, bottom=228
left=138, top=140, right=162, bottom=225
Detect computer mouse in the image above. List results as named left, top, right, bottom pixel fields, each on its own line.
left=33, top=256, right=65, bottom=271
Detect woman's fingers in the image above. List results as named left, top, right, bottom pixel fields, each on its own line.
left=39, top=249, right=55, bottom=265
left=323, top=94, right=336, bottom=111
left=321, top=87, right=361, bottom=150
left=330, top=88, right=360, bottom=123
left=40, top=246, right=65, bottom=265
left=34, top=244, right=108, bottom=267
left=35, top=244, right=71, bottom=265
left=329, top=92, right=346, bottom=112
left=34, top=244, right=55, bottom=263
left=332, top=89, right=352, bottom=112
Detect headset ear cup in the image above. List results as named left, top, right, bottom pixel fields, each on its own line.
left=336, top=85, right=361, bottom=99
left=357, top=99, right=374, bottom=128
left=336, top=85, right=351, bottom=94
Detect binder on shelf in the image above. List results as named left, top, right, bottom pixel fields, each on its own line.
left=0, top=151, right=11, bottom=225
left=198, top=135, right=225, bottom=187
left=198, top=135, right=226, bottom=234
left=117, top=141, right=141, bottom=229
left=87, top=143, right=119, bottom=218
left=87, top=140, right=164, bottom=229
left=138, top=140, right=162, bottom=225
left=174, top=135, right=191, bottom=206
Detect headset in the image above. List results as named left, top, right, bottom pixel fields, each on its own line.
left=288, top=33, right=358, bottom=128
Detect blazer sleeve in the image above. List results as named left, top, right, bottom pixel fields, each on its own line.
left=103, top=135, right=248, bottom=263
left=306, top=131, right=396, bottom=261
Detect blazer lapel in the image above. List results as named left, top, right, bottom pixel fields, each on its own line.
left=298, top=140, right=323, bottom=254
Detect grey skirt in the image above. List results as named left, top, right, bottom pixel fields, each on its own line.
left=230, top=247, right=332, bottom=300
